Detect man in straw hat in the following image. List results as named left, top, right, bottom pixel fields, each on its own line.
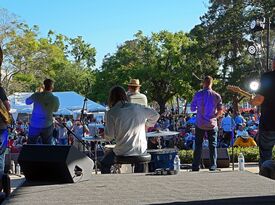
left=127, top=79, right=148, bottom=106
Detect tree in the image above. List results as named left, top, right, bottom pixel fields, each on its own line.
left=197, top=0, right=274, bottom=113
left=53, top=63, right=95, bottom=99
left=93, top=31, right=219, bottom=113
left=2, top=23, right=67, bottom=93
left=0, top=9, right=97, bottom=97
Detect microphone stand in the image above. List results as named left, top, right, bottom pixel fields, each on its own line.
left=79, top=79, right=91, bottom=153
left=55, top=120, right=91, bottom=152
left=80, top=97, right=88, bottom=152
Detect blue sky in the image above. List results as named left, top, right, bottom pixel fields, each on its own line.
left=1, top=0, right=209, bottom=68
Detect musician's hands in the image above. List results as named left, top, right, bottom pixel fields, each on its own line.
left=250, top=94, right=264, bottom=106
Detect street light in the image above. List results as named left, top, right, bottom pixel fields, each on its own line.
left=249, top=16, right=273, bottom=72
left=250, top=81, right=259, bottom=92
left=250, top=18, right=265, bottom=31
left=247, top=43, right=262, bottom=55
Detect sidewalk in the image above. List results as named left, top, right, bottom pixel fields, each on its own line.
left=7, top=162, right=259, bottom=196
left=180, top=162, right=259, bottom=173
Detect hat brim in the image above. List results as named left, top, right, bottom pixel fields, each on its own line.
left=128, top=84, right=141, bottom=87
left=240, top=135, right=249, bottom=139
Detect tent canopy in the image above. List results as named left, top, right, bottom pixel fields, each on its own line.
left=8, top=91, right=106, bottom=115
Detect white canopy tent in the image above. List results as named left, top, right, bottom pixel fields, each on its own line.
left=8, top=91, right=106, bottom=120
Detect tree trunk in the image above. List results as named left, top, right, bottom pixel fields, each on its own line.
left=232, top=95, right=239, bottom=117
left=158, top=101, right=166, bottom=115
left=183, top=100, right=188, bottom=117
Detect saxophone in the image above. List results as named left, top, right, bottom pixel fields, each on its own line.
left=0, top=99, right=11, bottom=124
left=0, top=45, right=12, bottom=124
left=36, top=84, right=44, bottom=92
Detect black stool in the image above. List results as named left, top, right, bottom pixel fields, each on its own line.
left=115, top=153, right=151, bottom=173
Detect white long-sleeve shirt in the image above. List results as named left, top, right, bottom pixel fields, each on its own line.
left=104, top=101, right=159, bottom=156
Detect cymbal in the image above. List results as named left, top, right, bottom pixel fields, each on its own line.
left=146, top=131, right=179, bottom=137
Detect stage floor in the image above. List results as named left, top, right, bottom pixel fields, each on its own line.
left=3, top=171, right=275, bottom=205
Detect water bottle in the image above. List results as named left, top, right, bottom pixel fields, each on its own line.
left=238, top=153, right=245, bottom=172
left=10, top=160, right=15, bottom=174
left=173, top=154, right=181, bottom=174
left=16, top=163, right=21, bottom=176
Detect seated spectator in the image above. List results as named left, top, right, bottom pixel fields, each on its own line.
left=233, top=134, right=257, bottom=147
left=184, top=128, right=195, bottom=150
left=236, top=123, right=249, bottom=138
left=58, top=118, right=68, bottom=145
left=234, top=112, right=246, bottom=125
left=187, top=114, right=196, bottom=125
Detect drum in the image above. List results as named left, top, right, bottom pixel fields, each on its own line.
left=148, top=148, right=178, bottom=172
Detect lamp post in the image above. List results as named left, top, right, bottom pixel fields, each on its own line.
left=250, top=15, right=273, bottom=72
left=266, top=16, right=271, bottom=72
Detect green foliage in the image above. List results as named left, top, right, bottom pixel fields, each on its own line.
left=93, top=30, right=218, bottom=112
left=0, top=10, right=97, bottom=98
left=178, top=147, right=275, bottom=164
left=54, top=63, right=96, bottom=99
left=68, top=36, right=96, bottom=68
left=1, top=1, right=274, bottom=106
left=197, top=0, right=275, bottom=104
left=178, top=149, right=193, bottom=164
left=228, top=147, right=259, bottom=162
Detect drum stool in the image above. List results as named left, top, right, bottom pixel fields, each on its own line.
left=115, top=153, right=151, bottom=173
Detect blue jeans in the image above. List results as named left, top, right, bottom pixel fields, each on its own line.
left=192, top=126, right=218, bottom=170
left=258, top=130, right=275, bottom=168
left=59, top=138, right=68, bottom=145
left=0, top=129, right=8, bottom=174
left=27, top=125, right=53, bottom=145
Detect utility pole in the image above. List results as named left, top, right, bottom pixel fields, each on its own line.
left=266, top=16, right=271, bottom=72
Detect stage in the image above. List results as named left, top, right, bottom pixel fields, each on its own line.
left=3, top=170, right=275, bottom=205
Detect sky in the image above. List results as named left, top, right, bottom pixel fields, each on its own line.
left=0, top=0, right=210, bottom=68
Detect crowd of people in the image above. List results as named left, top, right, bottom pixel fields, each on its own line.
left=7, top=116, right=105, bottom=153
left=0, top=58, right=274, bottom=175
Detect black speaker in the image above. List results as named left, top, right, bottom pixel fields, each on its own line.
left=18, top=145, right=94, bottom=183
left=202, top=148, right=230, bottom=168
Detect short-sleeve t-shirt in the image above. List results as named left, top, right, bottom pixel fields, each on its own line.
left=257, top=70, right=275, bottom=131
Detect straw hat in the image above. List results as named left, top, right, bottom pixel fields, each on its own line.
left=128, top=79, right=141, bottom=87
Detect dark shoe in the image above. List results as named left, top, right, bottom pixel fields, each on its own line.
left=192, top=168, right=199, bottom=172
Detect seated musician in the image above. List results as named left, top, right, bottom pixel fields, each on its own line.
left=100, top=86, right=159, bottom=174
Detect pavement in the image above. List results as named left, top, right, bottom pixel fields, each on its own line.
left=9, top=162, right=260, bottom=187
left=3, top=164, right=275, bottom=205
left=6, top=162, right=260, bottom=196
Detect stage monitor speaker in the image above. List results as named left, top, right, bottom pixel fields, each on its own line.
left=202, top=148, right=230, bottom=168
left=18, top=145, right=94, bottom=183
